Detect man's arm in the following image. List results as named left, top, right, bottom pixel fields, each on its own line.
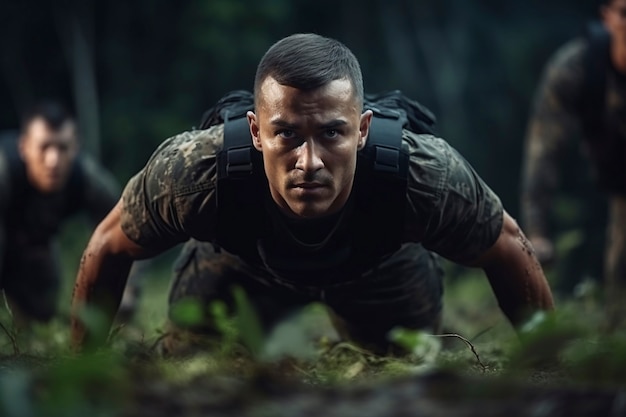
left=466, top=211, right=555, bottom=328
left=70, top=199, right=160, bottom=351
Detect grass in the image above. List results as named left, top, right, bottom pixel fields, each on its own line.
left=0, top=221, right=625, bottom=415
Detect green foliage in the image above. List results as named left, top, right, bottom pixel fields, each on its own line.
left=78, top=305, right=113, bottom=351
left=0, top=351, right=129, bottom=417
left=260, top=303, right=331, bottom=363
left=169, top=298, right=205, bottom=328
left=509, top=310, right=585, bottom=370
left=33, top=353, right=129, bottom=417
left=0, top=368, right=32, bottom=417
left=232, top=285, right=265, bottom=358
left=387, top=327, right=442, bottom=364
left=2, top=257, right=626, bottom=415
left=562, top=333, right=626, bottom=385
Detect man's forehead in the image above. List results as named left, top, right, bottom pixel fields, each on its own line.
left=25, top=117, right=76, bottom=138
left=257, top=77, right=357, bottom=109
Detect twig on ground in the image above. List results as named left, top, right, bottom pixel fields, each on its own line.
left=470, top=326, right=495, bottom=342
left=431, top=333, right=487, bottom=371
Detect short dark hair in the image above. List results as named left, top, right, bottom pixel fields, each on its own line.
left=20, top=99, right=74, bottom=134
left=254, top=33, right=364, bottom=109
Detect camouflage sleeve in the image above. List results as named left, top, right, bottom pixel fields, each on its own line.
left=404, top=132, right=503, bottom=263
left=520, top=38, right=587, bottom=237
left=79, top=154, right=122, bottom=224
left=120, top=127, right=222, bottom=250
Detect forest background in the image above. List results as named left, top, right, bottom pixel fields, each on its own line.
left=0, top=0, right=606, bottom=293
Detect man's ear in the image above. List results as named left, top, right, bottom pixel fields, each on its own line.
left=247, top=111, right=262, bottom=151
left=358, top=109, right=373, bottom=150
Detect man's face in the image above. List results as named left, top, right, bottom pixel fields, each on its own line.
left=248, top=77, right=372, bottom=219
left=19, top=117, right=79, bottom=193
left=603, top=0, right=626, bottom=43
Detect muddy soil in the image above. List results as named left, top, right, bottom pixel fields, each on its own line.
left=125, top=369, right=626, bottom=417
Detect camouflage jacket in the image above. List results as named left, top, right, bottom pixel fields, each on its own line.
left=120, top=125, right=503, bottom=283
left=521, top=37, right=626, bottom=237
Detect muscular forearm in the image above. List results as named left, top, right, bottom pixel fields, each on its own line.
left=483, top=239, right=554, bottom=328
left=71, top=241, right=134, bottom=351
left=470, top=212, right=555, bottom=328
left=70, top=200, right=151, bottom=351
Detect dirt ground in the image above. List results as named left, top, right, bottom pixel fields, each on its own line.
left=124, top=363, right=624, bottom=417
left=2, top=331, right=623, bottom=417
left=1, top=260, right=625, bottom=416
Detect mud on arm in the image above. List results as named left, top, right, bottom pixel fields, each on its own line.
left=70, top=200, right=160, bottom=351
left=465, top=211, right=555, bottom=328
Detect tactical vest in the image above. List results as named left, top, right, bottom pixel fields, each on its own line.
left=202, top=90, right=436, bottom=282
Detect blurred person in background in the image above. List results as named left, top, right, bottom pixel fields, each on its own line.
left=0, top=99, right=140, bottom=326
left=520, top=0, right=626, bottom=329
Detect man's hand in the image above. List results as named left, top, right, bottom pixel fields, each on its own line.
left=71, top=200, right=156, bottom=352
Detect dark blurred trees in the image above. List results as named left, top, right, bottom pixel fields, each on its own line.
left=0, top=0, right=605, bottom=286
left=0, top=0, right=596, bottom=201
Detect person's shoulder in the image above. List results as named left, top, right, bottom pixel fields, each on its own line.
left=402, top=129, right=452, bottom=164
left=402, top=130, right=452, bottom=201
left=545, top=37, right=588, bottom=75
left=139, top=125, right=224, bottom=196
left=402, top=129, right=486, bottom=196
left=149, top=125, right=224, bottom=167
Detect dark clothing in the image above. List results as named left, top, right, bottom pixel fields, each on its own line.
left=120, top=125, right=503, bottom=349
left=121, top=126, right=503, bottom=263
left=521, top=36, right=626, bottom=326
left=2, top=244, right=61, bottom=322
left=168, top=239, right=443, bottom=350
left=0, top=151, right=120, bottom=321
left=521, top=37, right=626, bottom=238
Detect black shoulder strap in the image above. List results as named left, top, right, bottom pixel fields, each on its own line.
left=215, top=114, right=266, bottom=255
left=215, top=109, right=408, bottom=259
left=353, top=110, right=409, bottom=257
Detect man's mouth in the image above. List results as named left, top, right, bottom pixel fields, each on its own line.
left=294, top=182, right=324, bottom=189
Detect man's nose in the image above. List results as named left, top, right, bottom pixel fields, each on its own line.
left=44, top=148, right=61, bottom=168
left=295, top=139, right=324, bottom=172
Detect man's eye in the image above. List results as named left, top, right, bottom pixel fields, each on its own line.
left=278, top=130, right=295, bottom=139
left=325, top=129, right=340, bottom=139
